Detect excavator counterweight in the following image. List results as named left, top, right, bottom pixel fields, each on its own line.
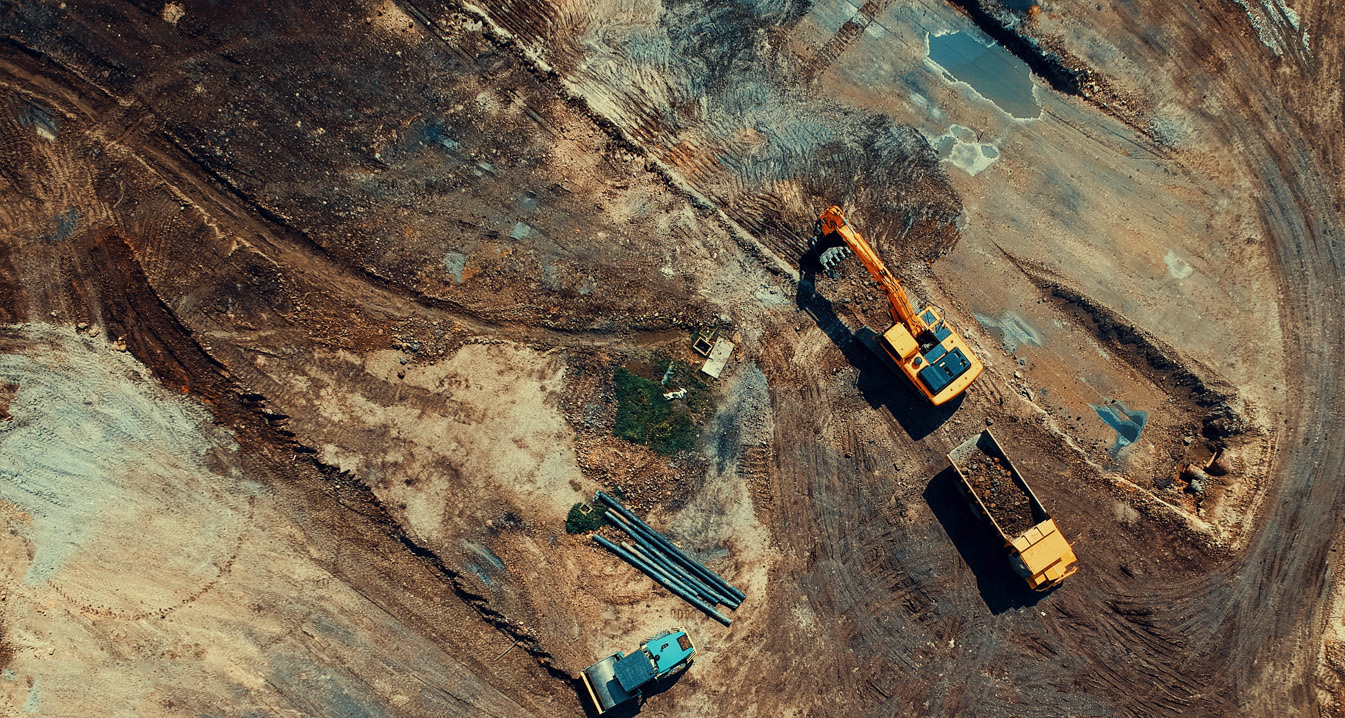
left=816, top=205, right=983, bottom=405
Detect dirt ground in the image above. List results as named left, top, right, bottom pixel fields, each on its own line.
left=0, top=0, right=1342, bottom=716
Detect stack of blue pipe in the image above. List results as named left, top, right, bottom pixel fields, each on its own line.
left=591, top=491, right=746, bottom=627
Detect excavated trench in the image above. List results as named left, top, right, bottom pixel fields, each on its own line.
left=942, top=0, right=1088, bottom=96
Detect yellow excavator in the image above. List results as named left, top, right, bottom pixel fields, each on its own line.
left=815, top=205, right=982, bottom=405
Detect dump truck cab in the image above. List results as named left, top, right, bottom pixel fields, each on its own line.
left=1009, top=518, right=1078, bottom=590
left=581, top=628, right=696, bottom=714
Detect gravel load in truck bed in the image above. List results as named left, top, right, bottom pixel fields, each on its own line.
left=963, top=453, right=1037, bottom=537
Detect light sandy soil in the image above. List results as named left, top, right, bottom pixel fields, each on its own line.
left=0, top=326, right=554, bottom=716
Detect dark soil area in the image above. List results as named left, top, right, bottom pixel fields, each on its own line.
left=962, top=453, right=1036, bottom=537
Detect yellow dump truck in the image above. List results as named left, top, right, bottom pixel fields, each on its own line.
left=946, top=430, right=1078, bottom=590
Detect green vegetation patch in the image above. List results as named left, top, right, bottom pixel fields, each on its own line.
left=614, top=365, right=700, bottom=455
left=655, top=351, right=716, bottom=417
left=565, top=502, right=605, bottom=534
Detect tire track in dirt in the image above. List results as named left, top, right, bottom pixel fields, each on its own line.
left=453, top=3, right=1328, bottom=709
left=752, top=330, right=968, bottom=713
left=1035, top=2, right=1345, bottom=712
left=3, top=0, right=1340, bottom=714
left=797, top=0, right=896, bottom=82
left=456, top=0, right=1344, bottom=713
left=0, top=22, right=694, bottom=350
left=0, top=35, right=660, bottom=714
left=9, top=80, right=663, bottom=354
left=10, top=221, right=579, bottom=715
left=753, top=307, right=1251, bottom=716
left=448, top=0, right=963, bottom=271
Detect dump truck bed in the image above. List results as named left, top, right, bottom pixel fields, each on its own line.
left=947, top=430, right=1048, bottom=539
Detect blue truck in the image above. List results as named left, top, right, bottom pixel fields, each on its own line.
left=580, top=628, right=696, bottom=714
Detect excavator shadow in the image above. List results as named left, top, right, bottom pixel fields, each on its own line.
left=795, top=265, right=961, bottom=441
left=922, top=467, right=1050, bottom=615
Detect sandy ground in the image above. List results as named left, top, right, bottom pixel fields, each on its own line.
left=0, top=326, right=557, bottom=716
left=0, top=0, right=1341, bottom=716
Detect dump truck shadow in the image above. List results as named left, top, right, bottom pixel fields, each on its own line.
left=796, top=267, right=960, bottom=441
left=923, top=467, right=1049, bottom=615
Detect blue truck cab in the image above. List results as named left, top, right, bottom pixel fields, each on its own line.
left=581, top=628, right=696, bottom=714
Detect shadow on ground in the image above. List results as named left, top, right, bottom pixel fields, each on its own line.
left=795, top=262, right=961, bottom=441
left=923, top=466, right=1048, bottom=615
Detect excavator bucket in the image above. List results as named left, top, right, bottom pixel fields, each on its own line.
left=819, top=245, right=852, bottom=272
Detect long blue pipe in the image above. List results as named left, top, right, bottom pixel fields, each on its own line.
left=592, top=534, right=732, bottom=627
left=603, top=498, right=745, bottom=606
left=606, top=510, right=737, bottom=608
left=597, top=491, right=745, bottom=602
left=597, top=492, right=746, bottom=603
left=620, top=540, right=702, bottom=599
left=611, top=512, right=727, bottom=604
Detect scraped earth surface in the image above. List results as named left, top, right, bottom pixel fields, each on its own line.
left=0, top=0, right=1341, bottom=716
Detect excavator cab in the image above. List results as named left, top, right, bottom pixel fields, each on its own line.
left=878, top=306, right=980, bottom=403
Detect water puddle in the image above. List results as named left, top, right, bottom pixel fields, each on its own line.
left=37, top=207, right=79, bottom=243
left=21, top=677, right=39, bottom=713
left=540, top=260, right=560, bottom=290
left=754, top=285, right=789, bottom=308
left=464, top=542, right=505, bottom=587
left=1093, top=400, right=1148, bottom=452
left=514, top=191, right=540, bottom=212
left=20, top=103, right=60, bottom=141
left=1164, top=249, right=1195, bottom=279
left=927, top=32, right=1039, bottom=119
left=420, top=121, right=459, bottom=151
left=509, top=222, right=532, bottom=240
left=467, top=563, right=493, bottom=587
left=932, top=127, right=1001, bottom=176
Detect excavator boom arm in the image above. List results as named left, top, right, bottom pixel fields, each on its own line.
left=819, top=206, right=928, bottom=336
